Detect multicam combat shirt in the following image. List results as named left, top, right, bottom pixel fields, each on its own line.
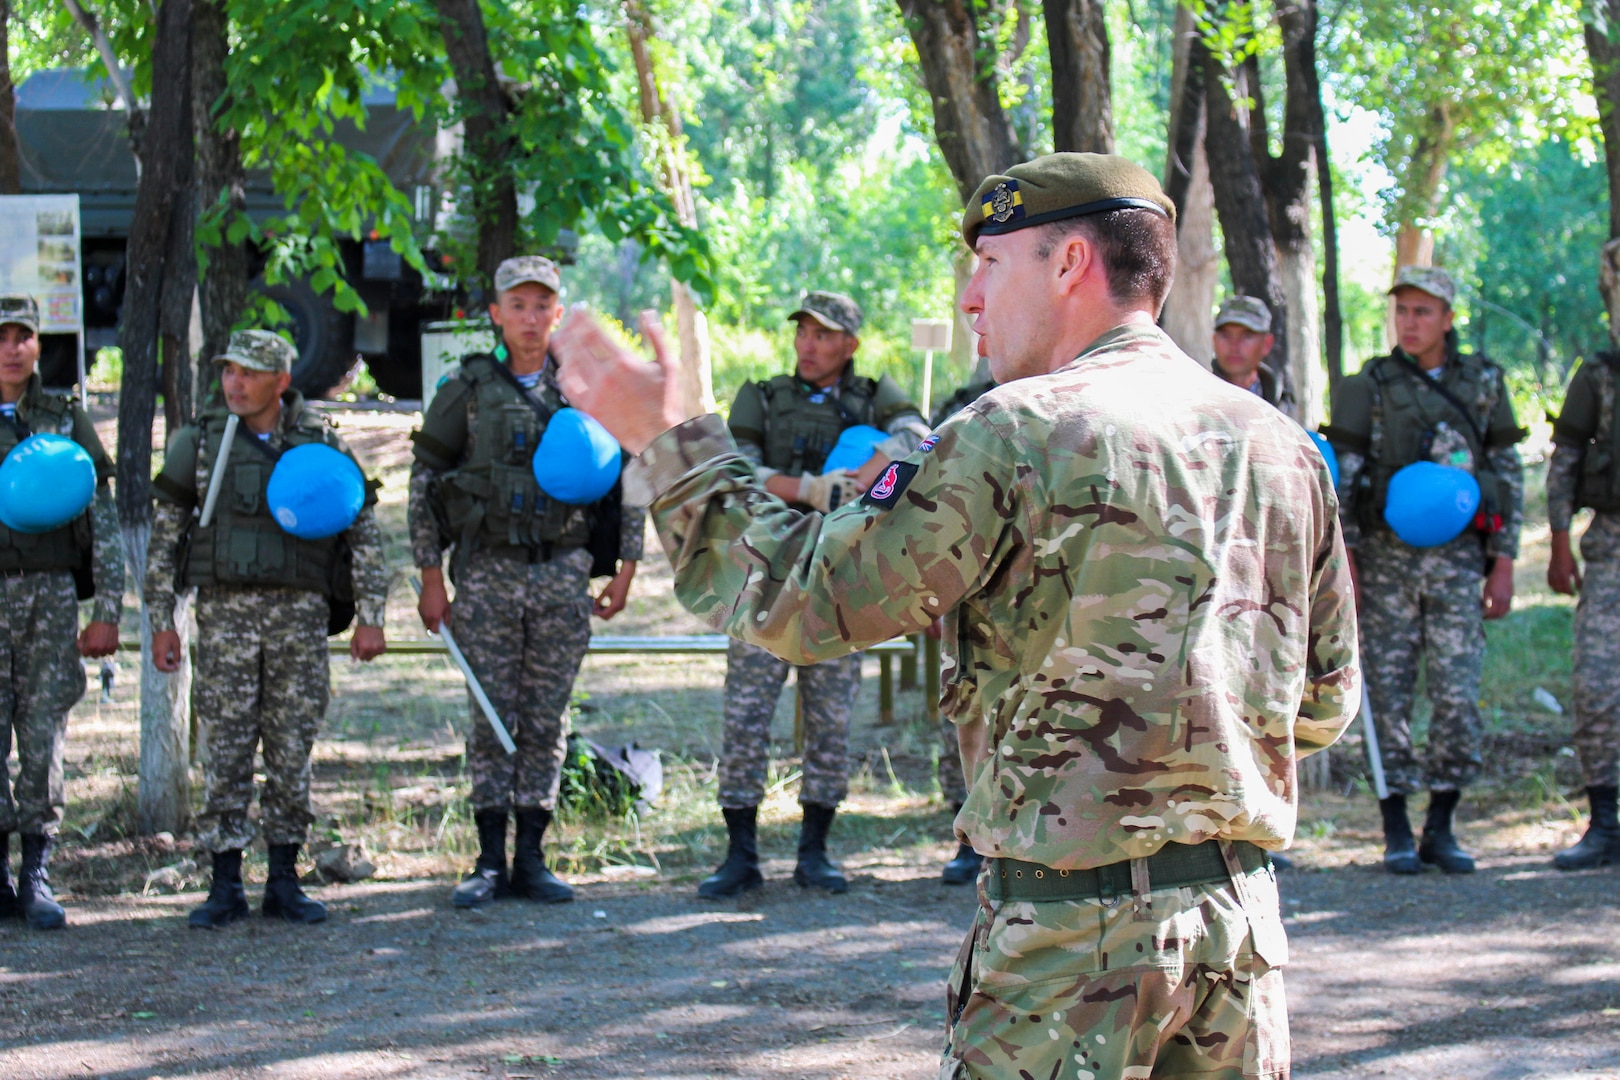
left=626, top=321, right=1360, bottom=870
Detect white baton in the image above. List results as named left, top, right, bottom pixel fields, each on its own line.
left=1361, top=681, right=1388, bottom=801
left=197, top=412, right=240, bottom=528
left=410, top=577, right=516, bottom=756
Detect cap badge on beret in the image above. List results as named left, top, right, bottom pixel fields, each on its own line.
left=983, top=181, right=1025, bottom=226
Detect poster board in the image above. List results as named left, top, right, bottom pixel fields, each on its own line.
left=0, top=195, right=85, bottom=397
left=420, top=320, right=493, bottom=413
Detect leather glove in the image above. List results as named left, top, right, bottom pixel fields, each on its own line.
left=797, top=470, right=863, bottom=512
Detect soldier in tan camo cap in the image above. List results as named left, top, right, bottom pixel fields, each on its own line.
left=551, top=151, right=1361, bottom=1080
left=0, top=294, right=40, bottom=334
left=1211, top=296, right=1297, bottom=420
left=215, top=329, right=296, bottom=374
left=1323, top=262, right=1525, bottom=879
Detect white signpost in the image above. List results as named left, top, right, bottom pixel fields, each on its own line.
left=0, top=195, right=85, bottom=401
left=909, top=318, right=952, bottom=419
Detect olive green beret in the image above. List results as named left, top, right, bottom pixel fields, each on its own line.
left=961, top=152, right=1176, bottom=247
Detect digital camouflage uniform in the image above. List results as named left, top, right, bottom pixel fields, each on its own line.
left=720, top=293, right=929, bottom=810
left=1548, top=354, right=1620, bottom=788
left=146, top=336, right=389, bottom=855
left=1212, top=296, right=1297, bottom=421
left=0, top=374, right=124, bottom=838
left=626, top=314, right=1358, bottom=1078
left=1324, top=281, right=1525, bottom=797
left=408, top=352, right=643, bottom=814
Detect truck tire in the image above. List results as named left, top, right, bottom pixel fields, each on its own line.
left=259, top=276, right=356, bottom=399
left=37, top=334, right=81, bottom=389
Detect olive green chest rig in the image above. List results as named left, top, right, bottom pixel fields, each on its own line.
left=420, top=354, right=591, bottom=559
left=183, top=403, right=361, bottom=594
left=744, top=373, right=883, bottom=475
left=1562, top=352, right=1620, bottom=513
left=0, top=385, right=93, bottom=575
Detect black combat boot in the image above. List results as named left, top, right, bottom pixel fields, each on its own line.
left=262, top=844, right=327, bottom=923
left=1417, top=789, right=1476, bottom=874
left=189, top=849, right=250, bottom=929
left=698, top=805, right=764, bottom=899
left=1380, top=794, right=1423, bottom=875
left=0, top=833, right=16, bottom=919
left=508, top=807, right=574, bottom=904
left=1555, top=785, right=1620, bottom=871
left=794, top=802, right=849, bottom=893
left=940, top=803, right=981, bottom=885
left=17, top=834, right=65, bottom=929
left=452, top=809, right=510, bottom=908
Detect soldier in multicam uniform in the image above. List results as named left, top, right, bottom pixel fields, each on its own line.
left=554, top=152, right=1359, bottom=1079
left=1211, top=296, right=1298, bottom=420
left=929, top=363, right=994, bottom=887
left=1324, top=266, right=1525, bottom=876
left=698, top=290, right=929, bottom=899
left=147, top=330, right=391, bottom=928
left=1546, top=252, right=1620, bottom=869
left=0, top=294, right=123, bottom=930
left=409, top=255, right=643, bottom=909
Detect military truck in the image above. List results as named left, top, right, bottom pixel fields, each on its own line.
left=19, top=68, right=461, bottom=400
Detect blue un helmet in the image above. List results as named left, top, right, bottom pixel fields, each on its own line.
left=821, top=425, right=889, bottom=474
left=1383, top=461, right=1481, bottom=548
left=0, top=434, right=96, bottom=533
left=266, top=444, right=366, bottom=540
left=533, top=407, right=622, bottom=505
left=1308, top=430, right=1340, bottom=491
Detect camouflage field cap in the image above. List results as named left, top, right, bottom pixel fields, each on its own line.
left=494, top=255, right=562, bottom=295
left=1214, top=296, right=1273, bottom=334
left=788, top=291, right=863, bottom=334
left=0, top=294, right=40, bottom=333
left=1389, top=265, right=1456, bottom=306
left=216, top=329, right=296, bottom=374
left=963, top=153, right=1176, bottom=247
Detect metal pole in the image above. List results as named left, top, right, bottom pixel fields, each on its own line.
left=197, top=413, right=239, bottom=528
left=409, top=577, right=516, bottom=756
left=1361, top=682, right=1388, bottom=801
left=920, top=349, right=934, bottom=420
left=77, top=330, right=88, bottom=409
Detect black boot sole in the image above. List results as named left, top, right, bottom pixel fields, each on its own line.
left=189, top=902, right=250, bottom=930
left=262, top=895, right=328, bottom=924
left=941, top=857, right=982, bottom=885
left=793, top=866, right=849, bottom=893
left=697, top=868, right=764, bottom=899
left=1383, top=850, right=1424, bottom=875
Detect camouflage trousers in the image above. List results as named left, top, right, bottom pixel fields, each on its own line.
left=938, top=716, right=967, bottom=807
left=941, top=855, right=1290, bottom=1079
left=1357, top=531, right=1486, bottom=794
left=720, top=639, right=860, bottom=809
left=194, top=586, right=330, bottom=853
left=454, top=547, right=593, bottom=813
left=0, top=570, right=85, bottom=837
left=1573, top=513, right=1620, bottom=788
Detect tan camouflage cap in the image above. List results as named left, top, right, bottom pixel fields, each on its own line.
left=0, top=294, right=40, bottom=333
left=215, top=329, right=296, bottom=374
left=1214, top=296, right=1272, bottom=334
left=1389, top=266, right=1456, bottom=306
left=963, top=153, right=1175, bottom=247
left=789, top=291, right=863, bottom=334
left=494, top=255, right=562, bottom=295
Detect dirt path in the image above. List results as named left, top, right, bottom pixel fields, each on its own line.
left=3, top=852, right=1620, bottom=1079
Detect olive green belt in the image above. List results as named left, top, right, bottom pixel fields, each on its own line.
left=984, top=840, right=1270, bottom=902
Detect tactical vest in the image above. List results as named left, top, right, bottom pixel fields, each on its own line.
left=0, top=385, right=94, bottom=575
left=426, top=354, right=590, bottom=556
left=184, top=402, right=360, bottom=594
left=737, top=373, right=889, bottom=475
left=1567, top=353, right=1620, bottom=513
left=1361, top=350, right=1511, bottom=533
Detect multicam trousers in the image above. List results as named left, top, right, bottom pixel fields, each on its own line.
left=719, top=639, right=860, bottom=809
left=940, top=854, right=1290, bottom=1079
left=454, top=547, right=593, bottom=813
left=1357, top=531, right=1487, bottom=794
left=193, top=586, right=330, bottom=853
left=1574, top=513, right=1620, bottom=788
left=0, top=569, right=84, bottom=837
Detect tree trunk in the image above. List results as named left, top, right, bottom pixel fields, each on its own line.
left=1043, top=0, right=1112, bottom=154
left=118, top=0, right=195, bottom=837
left=0, top=1, right=19, bottom=196
left=896, top=0, right=1024, bottom=200
left=1160, top=4, right=1216, bottom=359
left=1591, top=22, right=1620, bottom=241
left=433, top=0, right=518, bottom=291
left=193, top=0, right=249, bottom=370
left=1392, top=102, right=1453, bottom=273
left=1200, top=43, right=1291, bottom=388
left=624, top=0, right=714, bottom=414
